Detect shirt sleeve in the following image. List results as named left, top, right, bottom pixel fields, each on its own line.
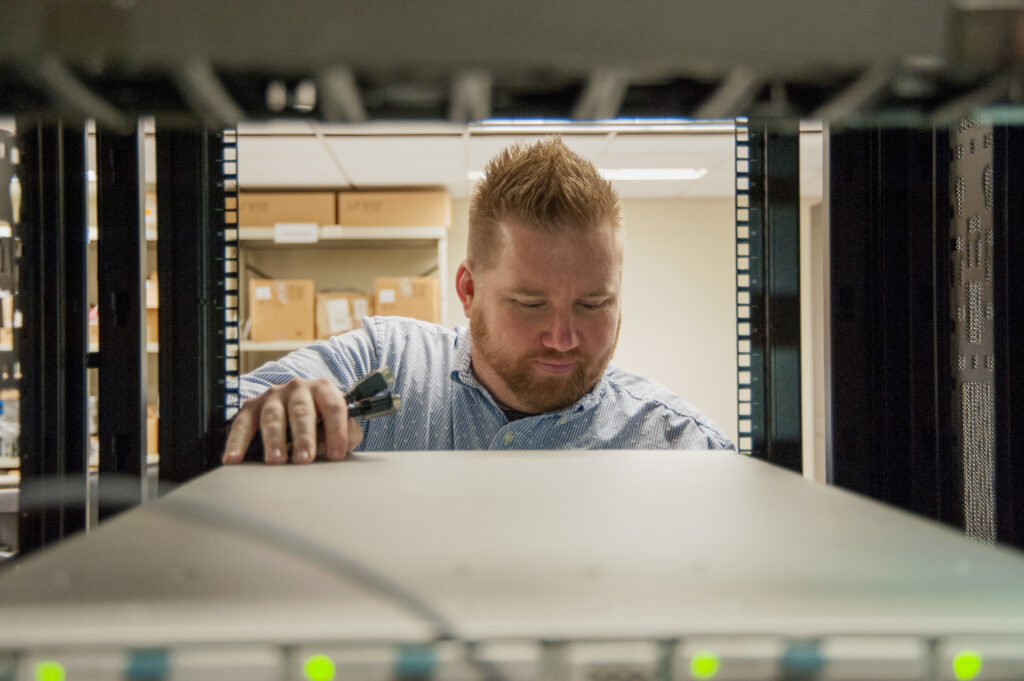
left=703, top=428, right=738, bottom=451
left=239, top=327, right=379, bottom=402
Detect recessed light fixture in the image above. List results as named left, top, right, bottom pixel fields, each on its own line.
left=467, top=167, right=708, bottom=182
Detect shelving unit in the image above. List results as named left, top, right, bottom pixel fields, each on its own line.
left=84, top=344, right=160, bottom=354
left=237, top=222, right=449, bottom=370
left=239, top=340, right=311, bottom=353
left=239, top=225, right=446, bottom=242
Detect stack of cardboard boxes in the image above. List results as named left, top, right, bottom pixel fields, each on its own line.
left=0, top=292, right=13, bottom=349
left=145, top=272, right=159, bottom=456
left=240, top=190, right=448, bottom=342
left=146, top=272, right=159, bottom=344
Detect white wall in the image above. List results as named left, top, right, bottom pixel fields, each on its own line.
left=445, top=197, right=738, bottom=443
left=800, top=198, right=824, bottom=481
left=617, top=199, right=737, bottom=441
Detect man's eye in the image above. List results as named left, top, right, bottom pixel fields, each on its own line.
left=516, top=300, right=544, bottom=309
left=578, top=300, right=608, bottom=310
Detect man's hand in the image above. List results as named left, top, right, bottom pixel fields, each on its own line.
left=221, top=378, right=363, bottom=465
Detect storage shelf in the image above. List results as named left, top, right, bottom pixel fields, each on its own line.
left=5, top=343, right=158, bottom=352
left=88, top=227, right=158, bottom=243
left=240, top=339, right=315, bottom=352
left=238, top=225, right=448, bottom=242
left=237, top=222, right=451, bottom=347
left=87, top=343, right=160, bottom=353
left=0, top=453, right=159, bottom=471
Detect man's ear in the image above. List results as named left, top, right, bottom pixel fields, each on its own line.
left=455, top=261, right=475, bottom=318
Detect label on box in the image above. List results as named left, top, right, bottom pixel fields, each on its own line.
left=273, top=222, right=319, bottom=244
left=326, top=298, right=352, bottom=333
left=352, top=297, right=369, bottom=320
left=399, top=279, right=414, bottom=298
left=254, top=285, right=272, bottom=301
left=378, top=289, right=396, bottom=304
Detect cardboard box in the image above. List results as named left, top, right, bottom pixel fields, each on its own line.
left=374, top=277, right=440, bottom=323
left=146, top=308, right=159, bottom=344
left=249, top=279, right=315, bottom=341
left=145, top=190, right=157, bottom=232
left=146, top=272, right=159, bottom=309
left=238, top=192, right=336, bottom=227
left=316, top=292, right=373, bottom=339
left=0, top=292, right=12, bottom=349
left=147, top=415, right=159, bottom=456
left=338, top=190, right=451, bottom=227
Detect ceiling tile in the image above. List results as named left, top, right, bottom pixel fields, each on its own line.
left=468, top=135, right=610, bottom=171
left=232, top=127, right=823, bottom=201
left=325, top=135, right=465, bottom=189
left=237, top=137, right=348, bottom=187
left=600, top=133, right=734, bottom=167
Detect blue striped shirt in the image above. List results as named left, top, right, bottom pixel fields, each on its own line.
left=241, top=316, right=735, bottom=452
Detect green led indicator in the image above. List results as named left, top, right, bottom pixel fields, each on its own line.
left=690, top=651, right=720, bottom=680
left=34, top=661, right=65, bottom=681
left=304, top=654, right=336, bottom=681
left=953, top=650, right=983, bottom=681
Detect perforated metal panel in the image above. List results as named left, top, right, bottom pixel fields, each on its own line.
left=221, top=130, right=241, bottom=420
left=735, top=119, right=757, bottom=456
left=0, top=130, right=18, bottom=391
left=950, top=119, right=997, bottom=544
left=733, top=118, right=802, bottom=470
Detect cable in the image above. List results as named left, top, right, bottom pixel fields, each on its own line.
left=14, top=474, right=456, bottom=641
left=157, top=492, right=457, bottom=640
left=14, top=474, right=513, bottom=681
left=241, top=367, right=400, bottom=461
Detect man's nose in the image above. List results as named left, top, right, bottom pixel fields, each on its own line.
left=541, top=309, right=579, bottom=352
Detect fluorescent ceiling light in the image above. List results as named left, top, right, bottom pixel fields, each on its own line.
left=600, top=168, right=708, bottom=181
left=467, top=168, right=708, bottom=182
left=478, top=118, right=571, bottom=125
left=471, top=117, right=734, bottom=134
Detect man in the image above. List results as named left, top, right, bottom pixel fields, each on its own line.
left=222, top=137, right=733, bottom=464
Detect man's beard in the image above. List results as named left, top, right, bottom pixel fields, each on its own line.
left=470, top=307, right=620, bottom=414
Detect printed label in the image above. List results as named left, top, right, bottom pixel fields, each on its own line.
left=326, top=298, right=352, bottom=333
left=352, top=298, right=369, bottom=319
left=273, top=222, right=319, bottom=243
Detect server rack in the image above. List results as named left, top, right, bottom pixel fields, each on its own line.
left=13, top=121, right=89, bottom=549
left=735, top=118, right=802, bottom=472
left=1, top=0, right=1024, bottom=555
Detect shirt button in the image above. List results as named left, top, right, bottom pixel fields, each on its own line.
left=503, top=431, right=514, bottom=444
left=558, top=417, right=567, bottom=425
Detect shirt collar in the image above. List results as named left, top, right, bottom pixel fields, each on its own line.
left=450, top=325, right=609, bottom=418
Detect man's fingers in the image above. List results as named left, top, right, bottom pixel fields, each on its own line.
left=287, top=384, right=319, bottom=464
left=222, top=405, right=257, bottom=464
left=224, top=378, right=365, bottom=466
left=311, top=379, right=350, bottom=461
left=259, top=394, right=288, bottom=464
left=347, top=417, right=363, bottom=454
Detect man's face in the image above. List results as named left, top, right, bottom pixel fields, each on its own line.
left=458, top=220, right=622, bottom=414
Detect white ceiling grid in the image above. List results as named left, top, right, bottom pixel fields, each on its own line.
left=235, top=122, right=823, bottom=200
